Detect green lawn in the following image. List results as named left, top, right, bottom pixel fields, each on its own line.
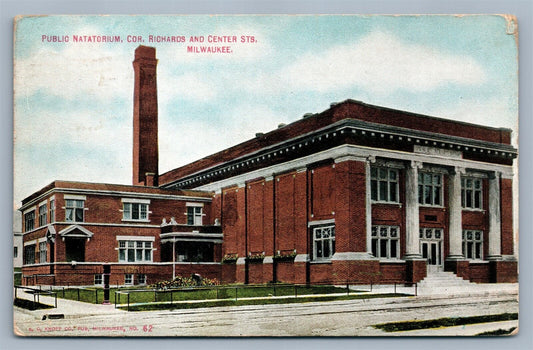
left=373, top=313, right=519, bottom=332
left=119, top=293, right=406, bottom=312
left=56, top=284, right=355, bottom=305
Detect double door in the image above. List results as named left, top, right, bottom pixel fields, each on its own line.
left=420, top=228, right=443, bottom=273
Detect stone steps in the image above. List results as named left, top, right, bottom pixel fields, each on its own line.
left=418, top=271, right=472, bottom=288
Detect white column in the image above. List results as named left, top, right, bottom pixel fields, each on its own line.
left=172, top=238, right=176, bottom=280
left=488, top=171, right=502, bottom=260
left=366, top=156, right=376, bottom=255
left=404, top=161, right=422, bottom=259
left=447, top=167, right=465, bottom=260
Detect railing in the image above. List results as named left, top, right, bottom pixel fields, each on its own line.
left=113, top=281, right=418, bottom=311
left=14, top=285, right=58, bottom=309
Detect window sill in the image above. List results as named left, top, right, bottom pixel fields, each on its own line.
left=378, top=259, right=405, bottom=263
left=419, top=205, right=445, bottom=209
left=310, top=259, right=332, bottom=264
left=466, top=260, right=489, bottom=264
left=371, top=201, right=402, bottom=207
left=462, top=208, right=485, bottom=213
left=121, top=219, right=151, bottom=223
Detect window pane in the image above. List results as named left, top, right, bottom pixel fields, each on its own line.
left=467, top=242, right=473, bottom=259
left=390, top=240, right=397, bottom=258
left=136, top=249, right=143, bottom=261
left=132, top=204, right=139, bottom=219
left=475, top=180, right=481, bottom=189
left=323, top=240, right=330, bottom=258
left=316, top=241, right=323, bottom=258
left=128, top=241, right=134, bottom=248
left=424, top=185, right=431, bottom=204
left=474, top=191, right=481, bottom=209
left=128, top=249, right=135, bottom=262
left=119, top=249, right=125, bottom=261
left=466, top=179, right=472, bottom=188
left=371, top=167, right=377, bottom=178
left=424, top=173, right=431, bottom=184
left=433, top=174, right=440, bottom=185
left=389, top=169, right=397, bottom=180
left=372, top=239, right=378, bottom=257
left=379, top=168, right=387, bottom=179
left=380, top=240, right=387, bottom=258
left=140, top=204, right=147, bottom=219
left=475, top=243, right=481, bottom=259
left=65, top=208, right=73, bottom=221
left=389, top=182, right=397, bottom=202
left=371, top=226, right=378, bottom=237
left=75, top=208, right=83, bottom=222
left=380, top=227, right=387, bottom=237
left=75, top=200, right=84, bottom=208
left=434, top=186, right=441, bottom=205
left=145, top=250, right=151, bottom=261
left=123, top=203, right=131, bottom=219
left=418, top=185, right=423, bottom=204
left=466, top=190, right=473, bottom=208
left=379, top=181, right=387, bottom=201
left=371, top=180, right=378, bottom=200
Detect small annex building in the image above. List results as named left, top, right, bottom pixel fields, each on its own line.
left=20, top=46, right=518, bottom=287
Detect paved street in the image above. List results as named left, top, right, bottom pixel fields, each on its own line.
left=13, top=284, right=519, bottom=337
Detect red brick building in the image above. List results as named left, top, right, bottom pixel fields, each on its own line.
left=20, top=46, right=518, bottom=286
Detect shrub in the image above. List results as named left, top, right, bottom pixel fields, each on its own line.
left=150, top=275, right=220, bottom=290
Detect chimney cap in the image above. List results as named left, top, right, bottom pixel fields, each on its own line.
left=135, top=45, right=156, bottom=59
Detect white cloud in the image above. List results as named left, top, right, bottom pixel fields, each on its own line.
left=248, top=31, right=487, bottom=95
left=159, top=104, right=282, bottom=173
left=15, top=29, right=132, bottom=100
left=158, top=70, right=218, bottom=104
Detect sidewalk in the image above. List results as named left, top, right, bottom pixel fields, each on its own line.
left=14, top=287, right=124, bottom=320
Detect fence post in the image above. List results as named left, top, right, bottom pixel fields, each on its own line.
left=235, top=287, right=237, bottom=301
left=370, top=282, right=373, bottom=292
left=273, top=284, right=276, bottom=297
left=15, top=286, right=17, bottom=299
left=95, top=289, right=98, bottom=304
left=170, top=291, right=173, bottom=306
left=114, top=292, right=117, bottom=308
left=346, top=283, right=349, bottom=295
left=77, top=288, right=80, bottom=301
left=62, top=287, right=65, bottom=298
left=415, top=283, right=418, bottom=296
left=154, top=290, right=157, bottom=302
left=54, top=292, right=57, bottom=308
left=127, top=293, right=130, bottom=312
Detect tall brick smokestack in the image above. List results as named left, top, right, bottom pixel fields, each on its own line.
left=132, top=46, right=158, bottom=186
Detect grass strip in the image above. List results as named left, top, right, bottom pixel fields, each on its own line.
left=14, top=298, right=54, bottom=310
left=119, top=293, right=407, bottom=312
left=374, top=313, right=518, bottom=332
left=476, top=327, right=517, bottom=336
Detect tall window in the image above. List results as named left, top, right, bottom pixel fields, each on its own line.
left=124, top=274, right=133, bottom=285
left=461, top=178, right=483, bottom=209
left=187, top=206, right=203, bottom=225
left=371, top=226, right=400, bottom=259
left=65, top=199, right=84, bottom=222
left=312, top=225, right=335, bottom=261
left=38, top=204, right=47, bottom=227
left=123, top=203, right=149, bottom=221
left=118, top=240, right=153, bottom=262
left=49, top=200, right=55, bottom=223
left=418, top=172, right=442, bottom=206
left=371, top=167, right=399, bottom=203
left=463, top=230, right=483, bottom=260
left=23, top=245, right=35, bottom=265
left=24, top=211, right=35, bottom=231
left=39, top=241, right=47, bottom=263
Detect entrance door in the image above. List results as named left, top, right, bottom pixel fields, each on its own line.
left=420, top=228, right=443, bottom=273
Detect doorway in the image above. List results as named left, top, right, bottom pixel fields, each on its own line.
left=419, top=228, right=443, bottom=273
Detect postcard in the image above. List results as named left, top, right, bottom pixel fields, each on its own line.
left=13, top=14, right=519, bottom=336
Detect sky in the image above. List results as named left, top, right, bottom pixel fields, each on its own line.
left=13, top=15, right=519, bottom=211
